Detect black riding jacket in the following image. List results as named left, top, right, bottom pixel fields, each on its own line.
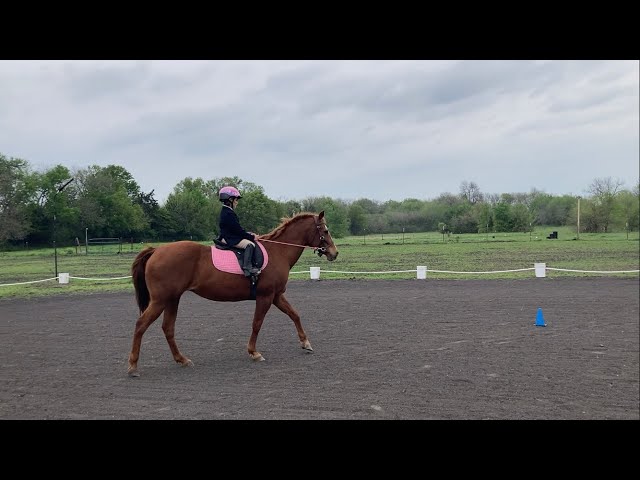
left=218, top=205, right=255, bottom=246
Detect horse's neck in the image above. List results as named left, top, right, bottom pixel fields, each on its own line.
left=266, top=219, right=314, bottom=267
left=268, top=218, right=314, bottom=244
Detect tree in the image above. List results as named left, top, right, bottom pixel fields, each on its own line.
left=134, top=189, right=164, bottom=239
left=279, top=199, right=304, bottom=217
left=460, top=181, right=483, bottom=204
left=0, top=154, right=31, bottom=244
left=474, top=202, right=493, bottom=233
left=617, top=188, right=640, bottom=232
left=351, top=198, right=382, bottom=214
left=74, top=165, right=147, bottom=239
left=421, top=200, right=448, bottom=232
left=511, top=204, right=532, bottom=232
left=348, top=204, right=367, bottom=235
left=531, top=193, right=575, bottom=226
left=235, top=189, right=281, bottom=235
left=366, top=213, right=389, bottom=234
left=493, top=202, right=513, bottom=232
left=24, top=164, right=79, bottom=246
left=434, top=193, right=470, bottom=232
left=449, top=210, right=478, bottom=233
left=301, top=196, right=349, bottom=237
left=102, top=165, right=142, bottom=199
left=586, top=177, right=624, bottom=232
left=164, top=177, right=215, bottom=240
left=530, top=192, right=553, bottom=225
left=436, top=192, right=460, bottom=207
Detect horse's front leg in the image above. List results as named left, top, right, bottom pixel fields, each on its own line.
left=273, top=293, right=313, bottom=352
left=247, top=294, right=274, bottom=361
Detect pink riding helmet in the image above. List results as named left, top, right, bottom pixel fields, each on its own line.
left=219, top=186, right=242, bottom=201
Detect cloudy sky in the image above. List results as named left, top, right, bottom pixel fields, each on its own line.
left=0, top=60, right=637, bottom=203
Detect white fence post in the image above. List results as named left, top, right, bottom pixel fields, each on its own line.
left=534, top=263, right=546, bottom=278
left=310, top=267, right=320, bottom=280
left=58, top=273, right=70, bottom=284
left=417, top=266, right=427, bottom=279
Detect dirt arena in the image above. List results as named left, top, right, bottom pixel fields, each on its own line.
left=1, top=278, right=638, bottom=420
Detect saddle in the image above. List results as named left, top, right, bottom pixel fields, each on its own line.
left=213, top=239, right=266, bottom=270
left=212, top=240, right=268, bottom=300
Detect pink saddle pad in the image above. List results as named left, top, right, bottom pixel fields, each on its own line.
left=211, top=242, right=268, bottom=275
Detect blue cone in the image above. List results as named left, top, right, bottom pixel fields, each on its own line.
left=535, top=307, right=547, bottom=327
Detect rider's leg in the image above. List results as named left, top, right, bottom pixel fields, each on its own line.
left=235, top=239, right=260, bottom=276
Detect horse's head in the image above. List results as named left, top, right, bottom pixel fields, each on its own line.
left=313, top=211, right=339, bottom=261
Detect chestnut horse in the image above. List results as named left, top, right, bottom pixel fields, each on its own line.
left=127, top=211, right=338, bottom=376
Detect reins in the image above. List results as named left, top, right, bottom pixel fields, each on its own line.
left=258, top=238, right=327, bottom=257
left=258, top=238, right=315, bottom=249
left=257, top=221, right=329, bottom=257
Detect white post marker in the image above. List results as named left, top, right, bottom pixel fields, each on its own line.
left=58, top=273, right=70, bottom=284
left=310, top=267, right=320, bottom=280
left=417, top=266, right=427, bottom=279
left=534, top=263, right=546, bottom=278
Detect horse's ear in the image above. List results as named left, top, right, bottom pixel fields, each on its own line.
left=318, top=210, right=325, bottom=220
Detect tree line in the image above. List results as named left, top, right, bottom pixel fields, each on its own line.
left=1, top=153, right=638, bottom=248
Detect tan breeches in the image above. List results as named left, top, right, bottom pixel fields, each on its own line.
left=232, top=239, right=255, bottom=249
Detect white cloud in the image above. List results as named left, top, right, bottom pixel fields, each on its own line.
left=0, top=60, right=637, bottom=203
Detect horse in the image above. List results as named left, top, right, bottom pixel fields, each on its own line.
left=127, top=211, right=339, bottom=376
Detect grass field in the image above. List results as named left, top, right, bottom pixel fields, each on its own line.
left=1, top=226, right=638, bottom=298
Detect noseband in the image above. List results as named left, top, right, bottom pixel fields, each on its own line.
left=314, top=222, right=328, bottom=257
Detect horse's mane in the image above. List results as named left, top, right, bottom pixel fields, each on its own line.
left=261, top=212, right=317, bottom=240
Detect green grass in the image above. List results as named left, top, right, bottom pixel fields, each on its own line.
left=1, top=227, right=638, bottom=298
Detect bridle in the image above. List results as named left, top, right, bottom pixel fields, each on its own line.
left=257, top=218, right=330, bottom=257
left=313, top=221, right=329, bottom=257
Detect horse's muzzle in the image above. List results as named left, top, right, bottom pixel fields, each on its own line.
left=315, top=246, right=338, bottom=261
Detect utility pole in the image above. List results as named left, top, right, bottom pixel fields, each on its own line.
left=577, top=196, right=581, bottom=240
left=53, top=178, right=75, bottom=278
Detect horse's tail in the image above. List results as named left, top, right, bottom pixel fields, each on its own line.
left=132, top=247, right=155, bottom=315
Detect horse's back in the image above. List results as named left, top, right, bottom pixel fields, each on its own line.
left=151, top=240, right=208, bottom=256
left=145, top=241, right=210, bottom=285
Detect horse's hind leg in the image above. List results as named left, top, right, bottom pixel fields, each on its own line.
left=162, top=298, right=193, bottom=368
left=273, top=294, right=313, bottom=352
left=128, top=301, right=165, bottom=377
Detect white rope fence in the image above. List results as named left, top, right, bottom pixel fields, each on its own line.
left=1, top=263, right=638, bottom=287
left=69, top=275, right=133, bottom=280
left=0, top=277, right=60, bottom=286
left=0, top=274, right=133, bottom=286
left=546, top=267, right=639, bottom=274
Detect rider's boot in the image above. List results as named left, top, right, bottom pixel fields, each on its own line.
left=243, top=244, right=260, bottom=277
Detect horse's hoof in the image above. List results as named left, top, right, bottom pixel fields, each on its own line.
left=302, top=341, right=314, bottom=352
left=250, top=353, right=265, bottom=362
left=179, top=358, right=194, bottom=367
left=128, top=368, right=140, bottom=377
